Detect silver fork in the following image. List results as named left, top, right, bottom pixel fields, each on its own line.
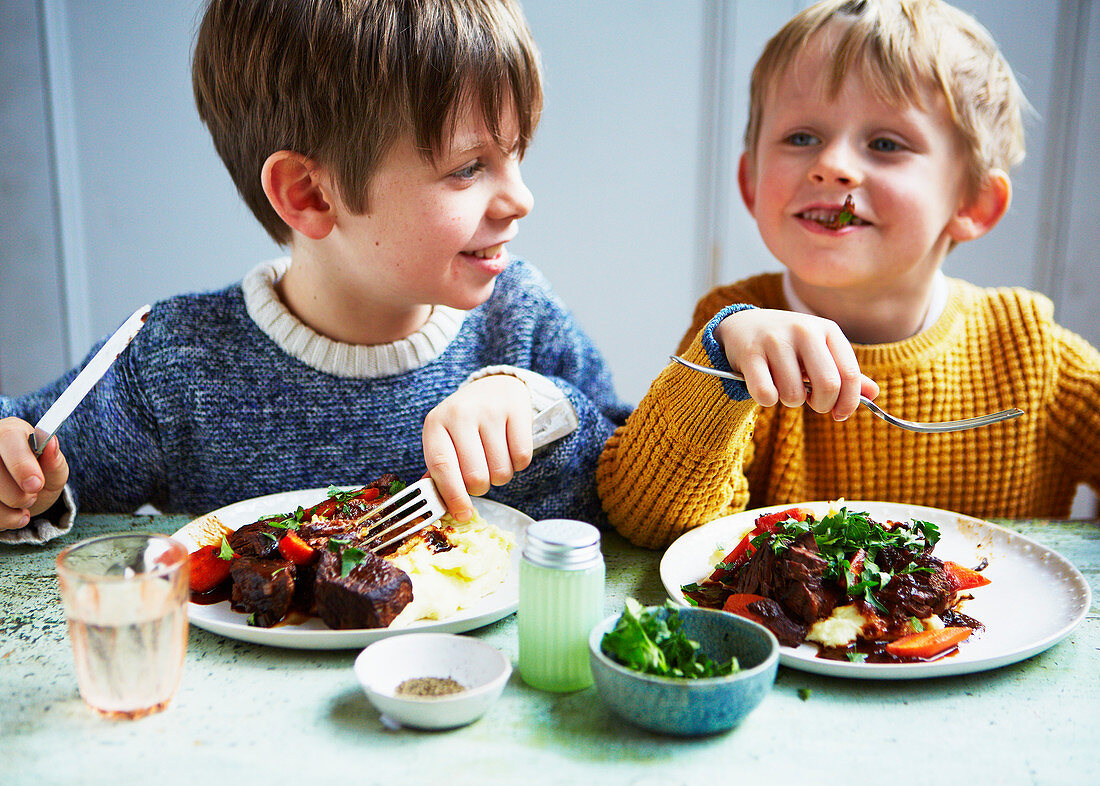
left=669, top=355, right=1024, bottom=434
left=355, top=478, right=448, bottom=553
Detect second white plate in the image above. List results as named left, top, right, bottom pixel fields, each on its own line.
left=660, top=500, right=1091, bottom=679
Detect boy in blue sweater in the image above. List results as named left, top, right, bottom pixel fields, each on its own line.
left=0, top=0, right=629, bottom=543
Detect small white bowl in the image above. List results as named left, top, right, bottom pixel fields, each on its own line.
left=354, top=633, right=511, bottom=729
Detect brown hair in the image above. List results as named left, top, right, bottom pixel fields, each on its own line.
left=192, top=0, right=543, bottom=244
left=744, top=0, right=1026, bottom=197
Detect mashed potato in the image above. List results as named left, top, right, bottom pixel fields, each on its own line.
left=805, top=604, right=869, bottom=648
left=384, top=511, right=514, bottom=627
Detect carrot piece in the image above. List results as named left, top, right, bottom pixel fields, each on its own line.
left=943, top=561, right=991, bottom=591
left=885, top=627, right=972, bottom=659
left=189, top=545, right=233, bottom=593
left=278, top=530, right=317, bottom=565
left=722, top=593, right=768, bottom=625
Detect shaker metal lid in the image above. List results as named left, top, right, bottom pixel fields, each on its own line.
left=523, top=519, right=602, bottom=570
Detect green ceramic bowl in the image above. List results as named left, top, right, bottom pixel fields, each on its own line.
left=588, top=605, right=779, bottom=736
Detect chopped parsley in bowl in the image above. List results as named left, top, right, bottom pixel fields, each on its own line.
left=589, top=600, right=778, bottom=736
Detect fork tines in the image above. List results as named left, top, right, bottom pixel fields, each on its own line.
left=355, top=479, right=445, bottom=553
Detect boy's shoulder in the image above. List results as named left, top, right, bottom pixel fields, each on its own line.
left=150, top=279, right=247, bottom=327
left=134, top=278, right=252, bottom=360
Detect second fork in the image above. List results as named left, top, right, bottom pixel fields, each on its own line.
left=668, top=355, right=1023, bottom=434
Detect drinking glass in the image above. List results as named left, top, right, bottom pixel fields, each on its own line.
left=55, top=533, right=190, bottom=719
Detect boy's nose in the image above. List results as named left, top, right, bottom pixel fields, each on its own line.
left=808, top=141, right=861, bottom=187
left=491, top=160, right=534, bottom=220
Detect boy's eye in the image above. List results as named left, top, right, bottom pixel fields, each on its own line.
left=785, top=132, right=819, bottom=147
left=869, top=137, right=903, bottom=153
left=451, top=161, right=486, bottom=180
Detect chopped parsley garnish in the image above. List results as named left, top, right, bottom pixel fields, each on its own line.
left=600, top=599, right=740, bottom=679
left=327, top=538, right=367, bottom=578
left=265, top=506, right=306, bottom=530
left=325, top=485, right=362, bottom=503
left=216, top=536, right=236, bottom=561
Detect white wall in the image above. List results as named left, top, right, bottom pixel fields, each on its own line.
left=2, top=0, right=1097, bottom=510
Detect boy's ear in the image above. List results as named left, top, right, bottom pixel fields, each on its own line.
left=737, top=153, right=757, bottom=214
left=947, top=169, right=1011, bottom=243
left=261, top=151, right=336, bottom=240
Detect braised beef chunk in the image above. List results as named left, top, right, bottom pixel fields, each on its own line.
left=228, top=521, right=284, bottom=559
left=312, top=549, right=412, bottom=629
left=773, top=533, right=839, bottom=624
left=729, top=533, right=837, bottom=625
left=746, top=598, right=808, bottom=647
left=875, top=547, right=951, bottom=619
left=230, top=557, right=296, bottom=627
left=727, top=538, right=779, bottom=596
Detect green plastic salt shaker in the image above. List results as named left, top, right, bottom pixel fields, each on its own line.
left=518, top=519, right=605, bottom=691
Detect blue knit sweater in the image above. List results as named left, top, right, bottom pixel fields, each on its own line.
left=1, top=259, right=630, bottom=541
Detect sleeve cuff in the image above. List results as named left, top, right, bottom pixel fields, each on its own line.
left=0, top=485, right=76, bottom=546
left=701, top=304, right=757, bottom=402
left=463, top=365, right=579, bottom=449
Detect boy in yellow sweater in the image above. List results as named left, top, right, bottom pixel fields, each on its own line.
left=598, top=0, right=1100, bottom=549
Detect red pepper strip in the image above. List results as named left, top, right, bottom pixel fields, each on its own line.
left=709, top=535, right=755, bottom=580
left=278, top=530, right=317, bottom=565
left=307, top=485, right=381, bottom=520
left=751, top=507, right=810, bottom=531
left=943, top=560, right=991, bottom=591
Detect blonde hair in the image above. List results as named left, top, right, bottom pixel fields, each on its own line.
left=744, top=0, right=1026, bottom=196
left=192, top=0, right=543, bottom=244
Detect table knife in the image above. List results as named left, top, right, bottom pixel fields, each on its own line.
left=29, top=304, right=152, bottom=455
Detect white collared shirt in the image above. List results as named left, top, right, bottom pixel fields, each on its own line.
left=781, top=270, right=949, bottom=338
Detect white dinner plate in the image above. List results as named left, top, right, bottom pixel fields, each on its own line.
left=173, top=488, right=532, bottom=650
left=660, top=500, right=1091, bottom=679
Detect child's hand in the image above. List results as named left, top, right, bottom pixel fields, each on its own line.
left=0, top=417, right=69, bottom=530
left=715, top=309, right=879, bottom=421
left=422, top=375, right=533, bottom=522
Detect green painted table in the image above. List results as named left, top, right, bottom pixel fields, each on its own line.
left=2, top=515, right=1097, bottom=785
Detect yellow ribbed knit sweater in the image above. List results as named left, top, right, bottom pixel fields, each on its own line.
left=597, top=273, right=1100, bottom=549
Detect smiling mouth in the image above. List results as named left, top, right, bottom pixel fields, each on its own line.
left=465, top=242, right=506, bottom=259
left=798, top=207, right=868, bottom=228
